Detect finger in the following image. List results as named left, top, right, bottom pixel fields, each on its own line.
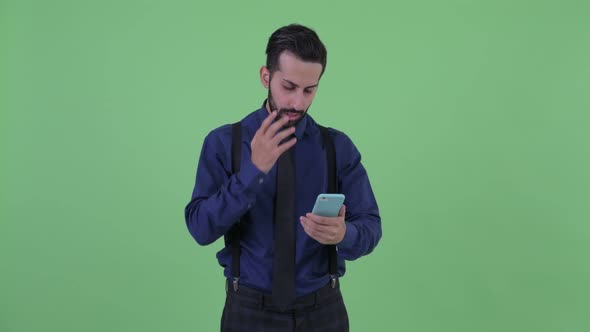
left=276, top=137, right=297, bottom=154
left=300, top=218, right=315, bottom=237
left=265, top=114, right=290, bottom=138
left=301, top=218, right=331, bottom=241
left=258, top=110, right=278, bottom=135
left=338, top=204, right=346, bottom=217
left=304, top=213, right=336, bottom=226
left=271, top=126, right=296, bottom=145
left=301, top=216, right=325, bottom=232
left=300, top=217, right=338, bottom=233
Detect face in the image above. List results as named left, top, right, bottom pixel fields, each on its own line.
left=260, top=51, right=323, bottom=127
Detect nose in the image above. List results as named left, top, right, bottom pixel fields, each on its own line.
left=290, top=92, right=306, bottom=111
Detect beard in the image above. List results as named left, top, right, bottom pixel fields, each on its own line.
left=268, top=86, right=309, bottom=127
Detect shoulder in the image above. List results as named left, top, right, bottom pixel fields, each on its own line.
left=204, top=108, right=261, bottom=145
left=329, top=128, right=361, bottom=162
left=326, top=127, right=352, bottom=144
left=203, top=124, right=233, bottom=149
left=312, top=120, right=357, bottom=153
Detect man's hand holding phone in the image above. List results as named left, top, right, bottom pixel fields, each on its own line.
left=300, top=194, right=347, bottom=245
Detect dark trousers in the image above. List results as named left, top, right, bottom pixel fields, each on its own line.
left=220, top=280, right=349, bottom=332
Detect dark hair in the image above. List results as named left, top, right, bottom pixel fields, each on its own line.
left=265, top=24, right=327, bottom=76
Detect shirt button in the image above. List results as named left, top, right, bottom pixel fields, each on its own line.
left=258, top=178, right=264, bottom=184
left=247, top=204, right=252, bottom=209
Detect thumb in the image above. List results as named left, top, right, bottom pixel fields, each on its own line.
left=338, top=204, right=346, bottom=217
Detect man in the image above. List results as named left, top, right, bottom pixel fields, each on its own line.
left=185, top=24, right=381, bottom=331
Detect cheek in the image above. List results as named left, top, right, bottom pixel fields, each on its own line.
left=304, top=92, right=317, bottom=106
left=271, top=89, right=288, bottom=105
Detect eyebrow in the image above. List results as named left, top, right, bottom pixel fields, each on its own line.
left=282, top=79, right=318, bottom=90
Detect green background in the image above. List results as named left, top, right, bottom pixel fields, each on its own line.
left=1, top=0, right=589, bottom=331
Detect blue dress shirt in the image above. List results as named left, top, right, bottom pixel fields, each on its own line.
left=185, top=101, right=381, bottom=296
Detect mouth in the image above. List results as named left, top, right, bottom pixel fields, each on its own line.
left=282, top=110, right=303, bottom=121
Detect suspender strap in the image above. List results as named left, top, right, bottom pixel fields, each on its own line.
left=318, top=125, right=339, bottom=287
left=229, top=122, right=242, bottom=290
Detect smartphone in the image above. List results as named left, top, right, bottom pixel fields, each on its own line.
left=312, top=194, right=345, bottom=217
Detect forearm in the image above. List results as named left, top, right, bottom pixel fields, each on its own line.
left=185, top=156, right=267, bottom=245
left=337, top=212, right=382, bottom=260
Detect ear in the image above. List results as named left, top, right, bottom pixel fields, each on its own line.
left=259, top=66, right=270, bottom=89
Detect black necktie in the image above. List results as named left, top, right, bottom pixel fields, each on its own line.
left=272, top=147, right=296, bottom=311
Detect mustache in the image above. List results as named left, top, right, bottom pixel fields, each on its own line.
left=278, top=108, right=305, bottom=114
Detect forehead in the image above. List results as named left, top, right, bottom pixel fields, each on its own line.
left=274, top=51, right=322, bottom=86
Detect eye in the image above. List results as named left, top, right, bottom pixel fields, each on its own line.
left=304, top=89, right=313, bottom=94
left=283, top=85, right=295, bottom=91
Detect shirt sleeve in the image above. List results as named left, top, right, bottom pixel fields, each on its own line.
left=184, top=128, right=269, bottom=245
left=333, top=131, right=382, bottom=260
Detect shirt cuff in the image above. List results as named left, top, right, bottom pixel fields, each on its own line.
left=236, top=157, right=269, bottom=194
left=337, top=222, right=358, bottom=250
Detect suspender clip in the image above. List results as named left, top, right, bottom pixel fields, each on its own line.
left=232, top=277, right=240, bottom=292
left=330, top=274, right=338, bottom=288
